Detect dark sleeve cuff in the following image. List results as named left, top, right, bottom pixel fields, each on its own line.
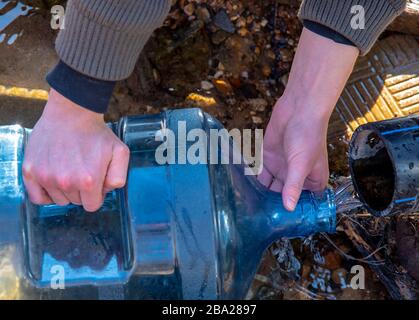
left=46, top=60, right=116, bottom=114
left=303, top=20, right=356, bottom=47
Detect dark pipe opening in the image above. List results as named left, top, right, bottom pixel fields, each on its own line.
left=350, top=131, right=395, bottom=212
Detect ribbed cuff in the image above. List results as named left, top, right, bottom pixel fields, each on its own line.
left=55, top=0, right=171, bottom=81
left=46, top=60, right=116, bottom=114
left=303, top=20, right=356, bottom=47
left=299, top=0, right=407, bottom=55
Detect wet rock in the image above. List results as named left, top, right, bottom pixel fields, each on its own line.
left=183, top=3, right=195, bottom=16
left=248, top=98, right=268, bottom=112
left=214, top=79, right=234, bottom=95
left=201, top=80, right=214, bottom=91
left=238, top=27, right=250, bottom=37
left=214, top=9, right=235, bottom=33
left=196, top=6, right=211, bottom=23
left=252, top=116, right=263, bottom=124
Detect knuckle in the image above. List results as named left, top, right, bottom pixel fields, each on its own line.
left=56, top=175, right=72, bottom=192
left=36, top=170, right=54, bottom=187
left=116, top=144, right=130, bottom=158
left=79, top=174, right=96, bottom=191
left=22, top=162, right=33, bottom=179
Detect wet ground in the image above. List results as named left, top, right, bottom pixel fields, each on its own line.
left=0, top=0, right=418, bottom=300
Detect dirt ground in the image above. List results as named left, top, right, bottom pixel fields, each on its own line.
left=0, top=0, right=418, bottom=300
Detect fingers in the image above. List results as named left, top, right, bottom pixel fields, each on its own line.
left=270, top=179, right=284, bottom=193
left=282, top=160, right=309, bottom=212
left=62, top=190, right=82, bottom=205
left=23, top=162, right=68, bottom=205
left=103, top=143, right=130, bottom=193
left=80, top=174, right=105, bottom=213
left=257, top=167, right=274, bottom=188
left=22, top=165, right=53, bottom=205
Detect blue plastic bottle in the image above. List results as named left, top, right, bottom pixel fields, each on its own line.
left=0, top=108, right=335, bottom=299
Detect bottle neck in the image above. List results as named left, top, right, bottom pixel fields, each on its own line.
left=258, top=187, right=336, bottom=246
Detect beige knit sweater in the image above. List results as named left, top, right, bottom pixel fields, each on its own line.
left=55, top=0, right=406, bottom=81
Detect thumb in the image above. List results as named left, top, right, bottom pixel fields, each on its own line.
left=104, top=143, right=130, bottom=193
left=282, top=160, right=309, bottom=211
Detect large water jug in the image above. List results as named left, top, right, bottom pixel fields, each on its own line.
left=0, top=108, right=335, bottom=299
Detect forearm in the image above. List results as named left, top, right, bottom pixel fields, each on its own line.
left=281, top=27, right=359, bottom=122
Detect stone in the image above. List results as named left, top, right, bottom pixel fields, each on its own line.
left=196, top=6, right=211, bottom=23
left=214, top=79, right=233, bottom=95
left=201, top=80, right=214, bottom=91
left=248, top=98, right=268, bottom=112
left=183, top=3, right=195, bottom=16
left=252, top=116, right=263, bottom=124
left=214, top=9, right=235, bottom=33
left=238, top=27, right=250, bottom=37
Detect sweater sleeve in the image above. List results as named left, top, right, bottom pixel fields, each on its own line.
left=299, top=0, right=407, bottom=55
left=55, top=0, right=171, bottom=81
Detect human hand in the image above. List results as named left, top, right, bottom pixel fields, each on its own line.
left=258, top=96, right=330, bottom=211
left=23, top=89, right=130, bottom=212
left=258, top=28, right=359, bottom=211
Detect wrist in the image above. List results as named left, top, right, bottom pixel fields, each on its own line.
left=43, top=89, right=104, bottom=124
left=277, top=92, right=333, bottom=126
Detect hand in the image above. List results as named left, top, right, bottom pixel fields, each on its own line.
left=259, top=96, right=330, bottom=211
left=258, top=28, right=359, bottom=211
left=23, top=89, right=130, bottom=212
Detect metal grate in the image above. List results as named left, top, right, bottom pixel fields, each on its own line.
left=328, top=35, right=419, bottom=140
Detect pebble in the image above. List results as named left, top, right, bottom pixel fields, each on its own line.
left=183, top=3, right=195, bottom=16
left=238, top=27, right=250, bottom=37
left=214, top=9, right=236, bottom=33
left=201, top=80, right=214, bottom=90
left=214, top=70, right=224, bottom=79
left=248, top=98, right=268, bottom=112
left=214, top=79, right=233, bottom=95
left=196, top=7, right=211, bottom=23
left=252, top=116, right=263, bottom=124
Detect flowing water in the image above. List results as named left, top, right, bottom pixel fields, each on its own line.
left=252, top=178, right=386, bottom=300
left=334, top=177, right=365, bottom=214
